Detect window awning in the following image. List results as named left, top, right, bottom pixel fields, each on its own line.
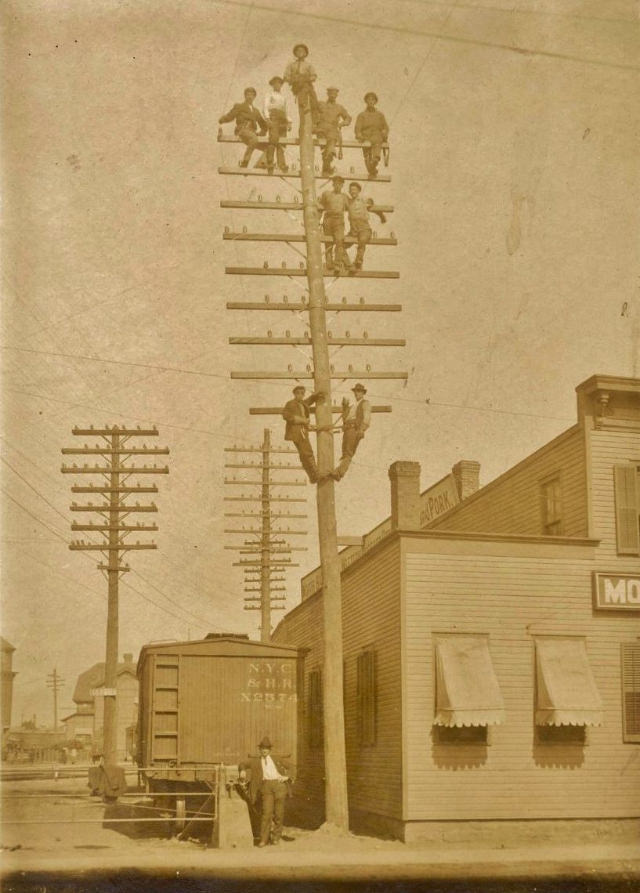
left=434, top=635, right=506, bottom=727
left=535, top=637, right=602, bottom=727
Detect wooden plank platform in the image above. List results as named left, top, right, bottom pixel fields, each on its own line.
left=249, top=405, right=392, bottom=415
left=220, top=200, right=394, bottom=212
left=218, top=167, right=391, bottom=183
left=218, top=135, right=389, bottom=149
left=223, top=232, right=397, bottom=245
left=231, top=371, right=408, bottom=381
left=225, top=267, right=400, bottom=279
left=229, top=336, right=406, bottom=346
left=226, top=301, right=402, bottom=311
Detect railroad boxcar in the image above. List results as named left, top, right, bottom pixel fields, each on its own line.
left=136, top=633, right=303, bottom=787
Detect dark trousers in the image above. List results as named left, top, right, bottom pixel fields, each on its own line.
left=259, top=779, right=287, bottom=844
left=347, top=219, right=372, bottom=268
left=323, top=215, right=348, bottom=270
left=237, top=124, right=260, bottom=164
left=362, top=135, right=383, bottom=174
left=266, top=110, right=287, bottom=170
left=290, top=431, right=318, bottom=482
left=317, top=125, right=339, bottom=171
left=335, top=425, right=364, bottom=479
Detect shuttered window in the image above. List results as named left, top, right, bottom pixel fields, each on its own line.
left=541, top=477, right=563, bottom=535
left=308, top=669, right=323, bottom=749
left=621, top=643, right=640, bottom=743
left=614, top=465, right=640, bottom=555
left=357, top=650, right=376, bottom=746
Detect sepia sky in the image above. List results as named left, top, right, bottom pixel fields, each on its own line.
left=2, top=0, right=639, bottom=725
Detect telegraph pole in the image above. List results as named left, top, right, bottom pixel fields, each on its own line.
left=224, top=429, right=308, bottom=641
left=61, top=426, right=169, bottom=767
left=219, top=48, right=405, bottom=831
left=46, top=668, right=64, bottom=731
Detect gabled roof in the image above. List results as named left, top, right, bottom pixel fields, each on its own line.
left=72, top=660, right=137, bottom=703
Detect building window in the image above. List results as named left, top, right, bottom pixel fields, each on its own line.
left=308, top=669, right=323, bottom=749
left=614, top=465, right=640, bottom=555
left=534, top=637, right=602, bottom=742
left=356, top=650, right=376, bottom=746
left=432, top=634, right=505, bottom=744
left=541, top=476, right=563, bottom=535
left=622, top=642, right=640, bottom=743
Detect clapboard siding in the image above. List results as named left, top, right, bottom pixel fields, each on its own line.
left=272, top=539, right=403, bottom=819
left=403, top=538, right=640, bottom=821
left=589, top=428, right=640, bottom=561
left=430, top=426, right=588, bottom=537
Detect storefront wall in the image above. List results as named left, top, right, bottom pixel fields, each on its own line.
left=402, top=534, right=639, bottom=824
left=273, top=539, right=404, bottom=826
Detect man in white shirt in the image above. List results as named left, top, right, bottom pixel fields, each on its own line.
left=264, top=76, right=291, bottom=175
left=331, top=383, right=371, bottom=480
left=239, top=736, right=292, bottom=846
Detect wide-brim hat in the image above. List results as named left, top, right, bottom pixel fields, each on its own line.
left=258, top=736, right=273, bottom=748
left=364, top=92, right=378, bottom=103
left=293, top=43, right=309, bottom=56
left=326, top=86, right=339, bottom=93
left=352, top=383, right=367, bottom=393
left=269, top=76, right=284, bottom=87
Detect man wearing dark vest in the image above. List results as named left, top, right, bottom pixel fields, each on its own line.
left=331, top=383, right=371, bottom=480
left=282, top=385, right=323, bottom=482
left=218, top=88, right=268, bottom=168
left=239, top=736, right=292, bottom=846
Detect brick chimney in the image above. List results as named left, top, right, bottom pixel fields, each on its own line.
left=451, top=460, right=480, bottom=500
left=389, top=461, right=421, bottom=530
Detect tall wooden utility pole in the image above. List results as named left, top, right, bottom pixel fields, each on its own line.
left=46, top=668, right=64, bottom=731
left=219, top=48, right=405, bottom=831
left=224, top=429, right=308, bottom=641
left=61, top=426, right=169, bottom=767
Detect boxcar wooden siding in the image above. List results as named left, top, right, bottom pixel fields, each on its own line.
left=403, top=538, right=640, bottom=821
left=273, top=540, right=403, bottom=819
left=430, top=427, right=588, bottom=538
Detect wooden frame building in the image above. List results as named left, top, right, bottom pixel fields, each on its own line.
left=272, top=374, right=640, bottom=841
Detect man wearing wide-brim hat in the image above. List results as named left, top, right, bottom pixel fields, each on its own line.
left=355, top=92, right=389, bottom=179
left=283, top=43, right=319, bottom=122
left=317, top=175, right=351, bottom=274
left=263, top=75, right=291, bottom=174
left=331, top=383, right=371, bottom=480
left=239, top=736, right=292, bottom=846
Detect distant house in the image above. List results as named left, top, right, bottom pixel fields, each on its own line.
left=66, top=653, right=138, bottom=760
left=1, top=637, right=16, bottom=740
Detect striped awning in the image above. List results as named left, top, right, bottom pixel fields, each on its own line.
left=535, top=637, right=602, bottom=727
left=433, top=635, right=506, bottom=727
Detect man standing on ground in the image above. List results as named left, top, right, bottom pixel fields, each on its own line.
left=263, top=76, right=291, bottom=174
left=318, top=175, right=351, bottom=274
left=316, top=87, right=351, bottom=176
left=239, top=736, right=292, bottom=847
left=346, top=181, right=387, bottom=271
left=355, top=92, right=389, bottom=178
left=331, top=383, right=371, bottom=480
left=218, top=87, right=268, bottom=168
left=282, top=385, right=323, bottom=482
